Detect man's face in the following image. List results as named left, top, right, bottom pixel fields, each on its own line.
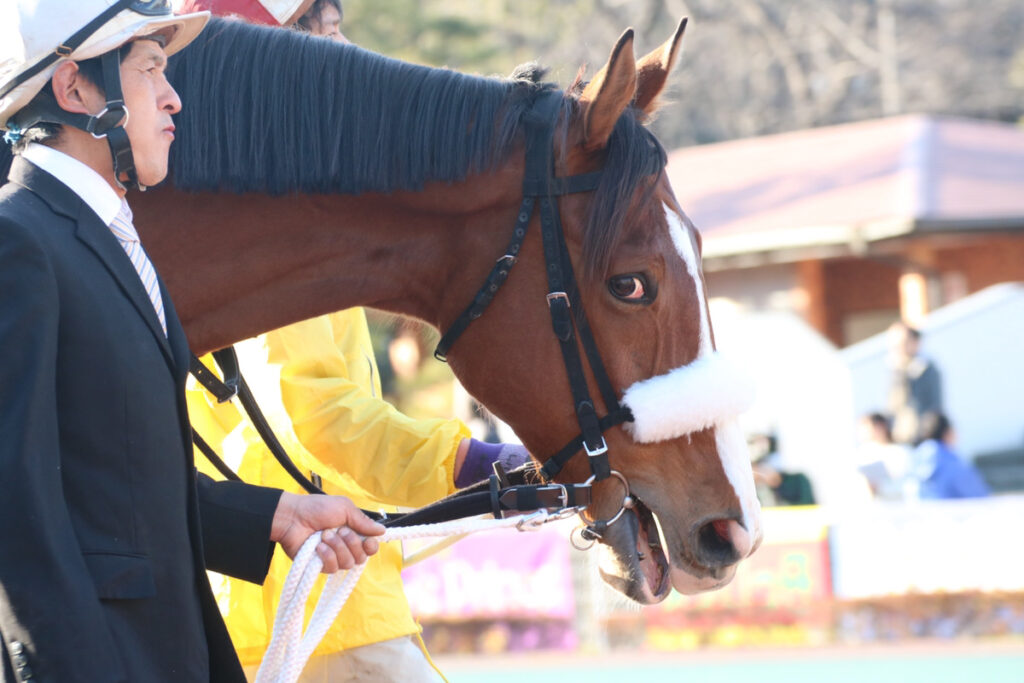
left=309, top=4, right=348, bottom=43
left=887, top=324, right=915, bottom=364
left=118, top=38, right=181, bottom=187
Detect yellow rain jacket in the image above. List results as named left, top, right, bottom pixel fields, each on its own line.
left=187, top=309, right=469, bottom=666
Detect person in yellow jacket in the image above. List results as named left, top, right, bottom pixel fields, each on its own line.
left=188, top=309, right=528, bottom=682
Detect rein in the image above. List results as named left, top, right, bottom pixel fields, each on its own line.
left=189, top=349, right=593, bottom=526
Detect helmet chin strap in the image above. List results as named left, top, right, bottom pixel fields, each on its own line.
left=95, top=48, right=142, bottom=192
left=9, top=47, right=143, bottom=191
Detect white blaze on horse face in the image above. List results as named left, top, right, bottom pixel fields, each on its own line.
left=665, top=204, right=712, bottom=358
left=619, top=206, right=762, bottom=570
left=713, top=419, right=763, bottom=556
left=665, top=204, right=761, bottom=555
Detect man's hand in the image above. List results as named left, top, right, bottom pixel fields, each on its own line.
left=271, top=492, right=385, bottom=573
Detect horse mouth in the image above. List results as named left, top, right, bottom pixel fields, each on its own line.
left=597, top=496, right=671, bottom=604
left=596, top=494, right=743, bottom=603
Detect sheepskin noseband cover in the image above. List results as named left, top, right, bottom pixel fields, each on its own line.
left=621, top=353, right=755, bottom=444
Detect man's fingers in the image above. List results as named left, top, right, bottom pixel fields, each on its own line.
left=319, top=528, right=356, bottom=571
left=362, top=536, right=379, bottom=556
left=317, top=528, right=372, bottom=573
left=345, top=506, right=385, bottom=537
left=338, top=528, right=367, bottom=565
left=317, top=539, right=341, bottom=573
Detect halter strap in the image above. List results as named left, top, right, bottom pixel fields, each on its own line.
left=434, top=195, right=534, bottom=361
left=191, top=349, right=324, bottom=494
left=434, top=93, right=603, bottom=361
left=527, top=93, right=607, bottom=479
left=433, top=89, right=660, bottom=483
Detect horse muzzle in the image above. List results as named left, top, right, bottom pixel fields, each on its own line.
left=588, top=352, right=763, bottom=602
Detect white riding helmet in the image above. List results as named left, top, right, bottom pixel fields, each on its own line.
left=0, top=0, right=210, bottom=131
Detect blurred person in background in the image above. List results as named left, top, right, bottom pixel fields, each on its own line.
left=908, top=412, right=991, bottom=500
left=855, top=412, right=911, bottom=500
left=887, top=321, right=944, bottom=445
left=750, top=434, right=817, bottom=506
left=294, top=0, right=347, bottom=42
left=181, top=1, right=529, bottom=680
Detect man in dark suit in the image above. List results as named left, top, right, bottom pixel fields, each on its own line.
left=0, top=2, right=382, bottom=681
left=887, top=321, right=944, bottom=445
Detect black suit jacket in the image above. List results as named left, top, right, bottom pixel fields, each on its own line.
left=0, top=157, right=283, bottom=682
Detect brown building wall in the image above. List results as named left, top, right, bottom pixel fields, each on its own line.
left=935, top=235, right=1024, bottom=293
left=808, top=234, right=1024, bottom=347
left=707, top=234, right=1024, bottom=349
left=816, top=258, right=902, bottom=346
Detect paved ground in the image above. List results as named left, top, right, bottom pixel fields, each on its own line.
left=436, top=640, right=1024, bottom=682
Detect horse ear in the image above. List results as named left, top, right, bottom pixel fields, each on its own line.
left=579, top=29, right=637, bottom=151
left=634, top=17, right=688, bottom=116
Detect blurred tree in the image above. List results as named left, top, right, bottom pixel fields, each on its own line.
left=341, top=0, right=1024, bottom=148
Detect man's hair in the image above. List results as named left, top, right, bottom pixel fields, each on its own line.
left=865, top=412, right=893, bottom=442
left=294, top=0, right=342, bottom=32
left=918, top=411, right=951, bottom=444
left=890, top=320, right=921, bottom=341
left=9, top=43, right=136, bottom=154
left=749, top=433, right=778, bottom=462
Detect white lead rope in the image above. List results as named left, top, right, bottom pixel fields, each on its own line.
left=254, top=511, right=561, bottom=683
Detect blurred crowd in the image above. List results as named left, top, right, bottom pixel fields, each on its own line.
left=836, top=592, right=1024, bottom=643
left=752, top=320, right=992, bottom=508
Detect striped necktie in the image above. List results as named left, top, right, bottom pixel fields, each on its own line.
left=108, top=199, right=167, bottom=336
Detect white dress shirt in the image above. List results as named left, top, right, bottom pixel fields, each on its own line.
left=22, top=142, right=121, bottom=226
left=21, top=142, right=167, bottom=335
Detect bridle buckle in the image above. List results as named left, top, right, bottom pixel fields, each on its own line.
left=552, top=483, right=569, bottom=508
left=584, top=436, right=608, bottom=457
left=545, top=291, right=570, bottom=308
left=87, top=102, right=129, bottom=139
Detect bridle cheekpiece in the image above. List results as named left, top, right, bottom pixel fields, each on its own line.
left=434, top=89, right=664, bottom=486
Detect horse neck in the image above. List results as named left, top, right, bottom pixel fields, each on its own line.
left=136, top=166, right=522, bottom=354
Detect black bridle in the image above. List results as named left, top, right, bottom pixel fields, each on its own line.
left=436, top=89, right=661, bottom=485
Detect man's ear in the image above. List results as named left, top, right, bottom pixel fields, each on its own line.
left=50, top=61, right=104, bottom=115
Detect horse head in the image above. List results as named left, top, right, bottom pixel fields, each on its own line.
left=441, top=19, right=762, bottom=603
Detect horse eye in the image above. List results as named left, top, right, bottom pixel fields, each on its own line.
left=608, top=274, right=650, bottom=303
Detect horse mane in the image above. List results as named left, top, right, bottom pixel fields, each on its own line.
left=167, top=18, right=547, bottom=196
left=0, top=17, right=667, bottom=279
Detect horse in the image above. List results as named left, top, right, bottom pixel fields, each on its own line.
left=65, top=17, right=765, bottom=604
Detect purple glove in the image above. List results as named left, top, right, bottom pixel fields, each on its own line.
left=455, top=439, right=531, bottom=488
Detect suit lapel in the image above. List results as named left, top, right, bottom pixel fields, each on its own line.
left=10, top=157, right=176, bottom=367
left=161, top=276, right=192, bottom=383
left=74, top=207, right=175, bottom=365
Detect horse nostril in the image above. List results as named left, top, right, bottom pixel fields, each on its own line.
left=694, top=518, right=748, bottom=568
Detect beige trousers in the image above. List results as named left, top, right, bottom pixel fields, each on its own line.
left=244, top=635, right=444, bottom=682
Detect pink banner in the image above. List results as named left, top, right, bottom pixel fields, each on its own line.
left=402, top=527, right=575, bottom=619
